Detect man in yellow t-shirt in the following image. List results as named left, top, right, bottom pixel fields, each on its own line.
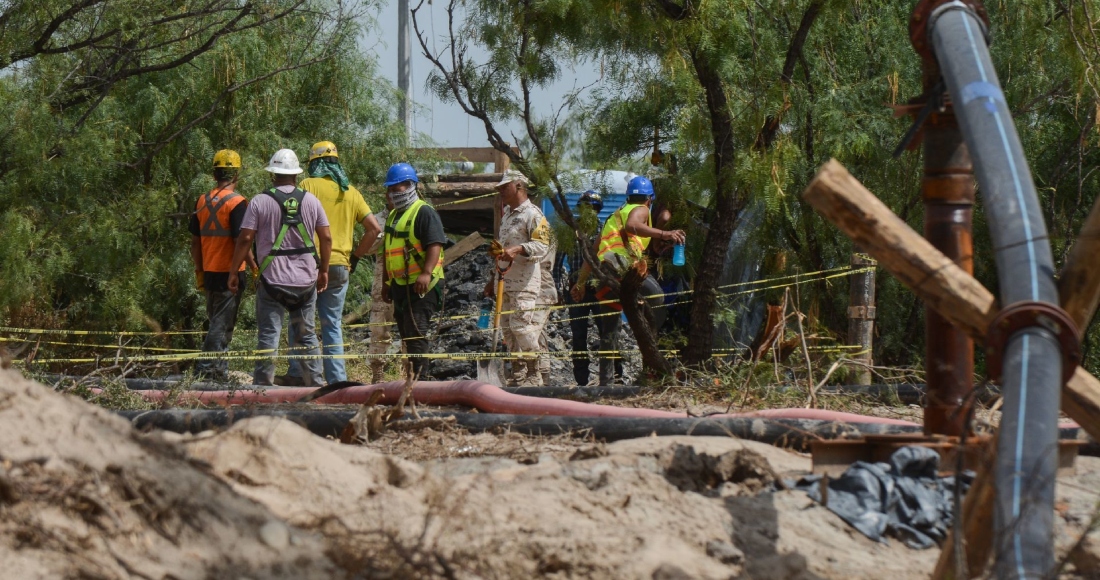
left=279, top=141, right=382, bottom=385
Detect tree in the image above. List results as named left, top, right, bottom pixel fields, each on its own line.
left=410, top=0, right=676, bottom=375
left=0, top=0, right=409, bottom=339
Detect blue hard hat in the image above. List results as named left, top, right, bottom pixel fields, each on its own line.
left=626, top=175, right=654, bottom=198
left=384, top=162, right=419, bottom=187
left=579, top=190, right=604, bottom=212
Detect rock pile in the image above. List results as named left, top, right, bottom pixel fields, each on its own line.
left=423, top=247, right=640, bottom=385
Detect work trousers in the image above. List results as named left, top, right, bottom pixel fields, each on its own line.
left=196, top=272, right=246, bottom=380
left=254, top=283, right=324, bottom=387
left=502, top=289, right=543, bottom=386
left=392, top=284, right=441, bottom=380
left=597, top=274, right=665, bottom=386
left=566, top=285, right=623, bottom=386
left=287, top=265, right=349, bottom=383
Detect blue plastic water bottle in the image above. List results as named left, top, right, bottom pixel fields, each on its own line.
left=477, top=308, right=491, bottom=329
left=672, top=242, right=686, bottom=266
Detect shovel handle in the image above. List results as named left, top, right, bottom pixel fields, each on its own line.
left=492, top=279, right=505, bottom=329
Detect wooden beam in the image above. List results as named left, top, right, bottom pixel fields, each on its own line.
left=442, top=232, right=486, bottom=268
left=430, top=197, right=496, bottom=212
left=437, top=173, right=503, bottom=183
left=422, top=182, right=499, bottom=195
left=931, top=440, right=997, bottom=580
left=802, top=159, right=997, bottom=338
left=1059, top=192, right=1100, bottom=332
left=801, top=159, right=1100, bottom=441
left=414, top=146, right=519, bottom=170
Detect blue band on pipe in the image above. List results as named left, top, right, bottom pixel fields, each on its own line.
left=961, top=81, right=1005, bottom=109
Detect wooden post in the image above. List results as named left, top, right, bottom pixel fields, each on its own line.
left=1059, top=190, right=1100, bottom=331
left=801, top=159, right=1100, bottom=442
left=803, top=159, right=1100, bottom=579
left=847, top=252, right=876, bottom=385
left=932, top=440, right=997, bottom=579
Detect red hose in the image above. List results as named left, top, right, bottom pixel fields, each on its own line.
left=108, top=380, right=920, bottom=426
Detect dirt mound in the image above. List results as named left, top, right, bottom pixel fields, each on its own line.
left=184, top=418, right=940, bottom=579
left=0, top=369, right=335, bottom=579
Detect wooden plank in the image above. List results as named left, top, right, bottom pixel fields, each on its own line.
left=442, top=232, right=486, bottom=268
left=801, top=159, right=1100, bottom=441
left=430, top=197, right=496, bottom=212
left=414, top=146, right=519, bottom=169
left=802, top=159, right=998, bottom=339
left=422, top=182, right=499, bottom=195
left=1059, top=192, right=1100, bottom=332
left=417, top=147, right=499, bottom=163
left=437, top=173, right=503, bottom=183
left=931, top=441, right=996, bottom=580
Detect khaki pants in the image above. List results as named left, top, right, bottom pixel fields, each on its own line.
left=502, top=290, right=542, bottom=386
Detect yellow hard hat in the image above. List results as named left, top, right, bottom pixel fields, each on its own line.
left=212, top=149, right=242, bottom=169
left=309, top=141, right=339, bottom=161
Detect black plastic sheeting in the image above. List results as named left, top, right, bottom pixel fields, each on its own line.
left=790, top=446, right=972, bottom=549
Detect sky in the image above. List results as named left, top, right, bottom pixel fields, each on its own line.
left=362, top=0, right=604, bottom=149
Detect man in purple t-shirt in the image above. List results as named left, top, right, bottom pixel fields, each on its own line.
left=229, top=149, right=332, bottom=386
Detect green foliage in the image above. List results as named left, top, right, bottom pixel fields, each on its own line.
left=0, top=0, right=410, bottom=341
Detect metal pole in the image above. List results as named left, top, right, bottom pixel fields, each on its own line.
left=919, top=86, right=975, bottom=437
left=847, top=252, right=876, bottom=385
left=398, top=0, right=412, bottom=140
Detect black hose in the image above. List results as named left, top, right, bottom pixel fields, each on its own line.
left=930, top=4, right=1063, bottom=577
left=53, top=373, right=992, bottom=405
left=117, top=408, right=1085, bottom=452
left=119, top=407, right=921, bottom=449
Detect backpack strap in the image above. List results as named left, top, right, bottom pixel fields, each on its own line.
left=259, top=187, right=319, bottom=275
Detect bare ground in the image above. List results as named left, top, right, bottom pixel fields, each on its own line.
left=3, top=368, right=1100, bottom=578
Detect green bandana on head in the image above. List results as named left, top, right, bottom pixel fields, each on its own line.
left=308, top=158, right=351, bottom=191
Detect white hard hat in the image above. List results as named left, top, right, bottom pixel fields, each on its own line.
left=265, top=148, right=303, bottom=175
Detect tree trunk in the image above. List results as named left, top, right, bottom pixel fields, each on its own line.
left=620, top=261, right=673, bottom=377
left=683, top=48, right=744, bottom=366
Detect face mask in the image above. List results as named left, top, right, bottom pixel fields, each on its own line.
left=389, top=185, right=418, bottom=210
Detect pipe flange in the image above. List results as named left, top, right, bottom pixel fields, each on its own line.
left=984, top=301, right=1081, bottom=385
left=910, top=0, right=990, bottom=61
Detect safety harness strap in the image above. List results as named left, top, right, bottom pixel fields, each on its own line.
left=259, top=188, right=318, bottom=275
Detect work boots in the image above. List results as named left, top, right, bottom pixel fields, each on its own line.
left=506, top=360, right=523, bottom=387
left=519, top=360, right=541, bottom=387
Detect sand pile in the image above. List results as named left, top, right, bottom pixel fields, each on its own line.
left=183, top=418, right=940, bottom=579
left=0, top=369, right=335, bottom=579
left=7, top=365, right=1100, bottom=579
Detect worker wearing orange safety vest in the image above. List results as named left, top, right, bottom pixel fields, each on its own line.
left=189, top=149, right=257, bottom=381
left=571, top=175, right=684, bottom=385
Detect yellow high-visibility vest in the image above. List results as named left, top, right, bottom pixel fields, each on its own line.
left=597, top=203, right=651, bottom=263
left=383, top=200, right=444, bottom=290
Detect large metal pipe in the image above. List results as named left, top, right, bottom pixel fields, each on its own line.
left=104, top=379, right=921, bottom=426
left=922, top=106, right=976, bottom=436
left=928, top=3, right=1065, bottom=576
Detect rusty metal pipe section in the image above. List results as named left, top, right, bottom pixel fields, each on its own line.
left=922, top=111, right=976, bottom=437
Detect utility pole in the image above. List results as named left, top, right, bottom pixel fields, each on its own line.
left=398, top=0, right=412, bottom=141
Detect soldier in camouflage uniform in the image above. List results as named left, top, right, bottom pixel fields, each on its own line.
left=486, top=169, right=554, bottom=386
